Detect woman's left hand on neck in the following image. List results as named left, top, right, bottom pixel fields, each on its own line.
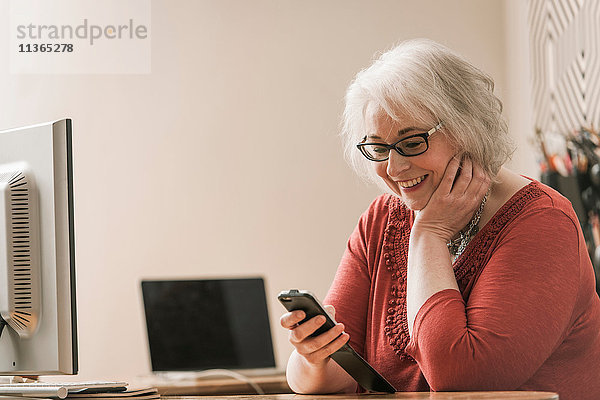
left=411, top=155, right=491, bottom=242
left=406, top=155, right=491, bottom=337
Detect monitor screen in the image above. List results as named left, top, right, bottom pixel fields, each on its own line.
left=141, top=278, right=275, bottom=372
left=0, top=119, right=77, bottom=375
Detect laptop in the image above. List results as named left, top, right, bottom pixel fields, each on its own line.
left=141, top=277, right=278, bottom=377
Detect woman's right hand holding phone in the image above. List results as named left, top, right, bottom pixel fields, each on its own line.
left=280, top=305, right=349, bottom=366
left=280, top=305, right=355, bottom=393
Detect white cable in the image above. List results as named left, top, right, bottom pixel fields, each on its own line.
left=193, top=369, right=265, bottom=395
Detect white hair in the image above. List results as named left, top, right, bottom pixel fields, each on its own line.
left=341, top=38, right=514, bottom=187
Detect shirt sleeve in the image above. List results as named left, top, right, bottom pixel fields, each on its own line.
left=324, top=196, right=388, bottom=357
left=404, top=207, right=582, bottom=391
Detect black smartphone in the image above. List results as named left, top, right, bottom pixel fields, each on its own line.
left=278, top=289, right=396, bottom=393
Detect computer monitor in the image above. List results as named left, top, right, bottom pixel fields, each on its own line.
left=0, top=119, right=77, bottom=375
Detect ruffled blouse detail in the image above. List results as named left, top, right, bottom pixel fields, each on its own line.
left=381, top=182, right=544, bottom=359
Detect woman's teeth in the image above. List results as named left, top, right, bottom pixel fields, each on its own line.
left=399, top=175, right=426, bottom=188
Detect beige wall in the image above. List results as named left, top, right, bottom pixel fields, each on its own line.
left=504, top=0, right=538, bottom=178
left=0, top=0, right=535, bottom=382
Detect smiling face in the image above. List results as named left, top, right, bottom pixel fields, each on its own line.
left=364, top=106, right=457, bottom=211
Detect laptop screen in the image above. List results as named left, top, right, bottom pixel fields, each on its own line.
left=141, top=278, right=276, bottom=372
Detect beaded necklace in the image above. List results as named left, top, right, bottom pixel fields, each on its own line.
left=447, top=191, right=489, bottom=260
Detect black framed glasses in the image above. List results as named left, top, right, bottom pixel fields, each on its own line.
left=356, top=122, right=443, bottom=162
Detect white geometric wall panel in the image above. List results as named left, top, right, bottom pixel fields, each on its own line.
left=529, top=0, right=600, bottom=134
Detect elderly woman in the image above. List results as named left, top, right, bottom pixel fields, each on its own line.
left=280, top=39, right=600, bottom=400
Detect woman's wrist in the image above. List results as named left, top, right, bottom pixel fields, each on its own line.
left=410, top=223, right=452, bottom=245
left=287, top=350, right=331, bottom=392
left=296, top=348, right=329, bottom=369
left=287, top=350, right=355, bottom=394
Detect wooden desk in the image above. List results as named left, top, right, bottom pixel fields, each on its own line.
left=164, top=392, right=558, bottom=399
left=156, top=375, right=558, bottom=399
left=155, top=374, right=292, bottom=396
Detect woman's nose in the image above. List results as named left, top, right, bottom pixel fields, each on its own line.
left=386, top=150, right=411, bottom=178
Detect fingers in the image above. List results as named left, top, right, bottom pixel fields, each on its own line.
left=445, top=155, right=471, bottom=195
left=290, top=319, right=344, bottom=347
left=281, top=309, right=350, bottom=366
left=280, top=310, right=306, bottom=329
left=300, top=330, right=350, bottom=365
left=293, top=322, right=349, bottom=364
left=441, top=154, right=490, bottom=199
left=463, top=157, right=491, bottom=201
left=432, top=154, right=490, bottom=227
left=438, top=155, right=462, bottom=196
left=415, top=154, right=492, bottom=241
left=289, top=315, right=328, bottom=343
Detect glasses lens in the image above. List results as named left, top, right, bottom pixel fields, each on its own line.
left=361, top=144, right=390, bottom=161
left=397, top=136, right=427, bottom=155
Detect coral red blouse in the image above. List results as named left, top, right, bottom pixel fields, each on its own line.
left=324, top=180, right=600, bottom=400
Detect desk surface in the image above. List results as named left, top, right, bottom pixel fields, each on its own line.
left=156, top=375, right=558, bottom=399
left=164, top=392, right=559, bottom=399
left=155, top=374, right=291, bottom=396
